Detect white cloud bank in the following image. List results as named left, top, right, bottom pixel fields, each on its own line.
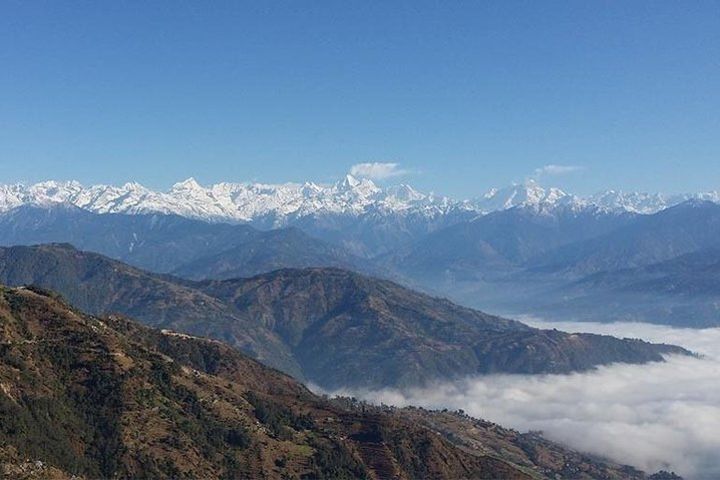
left=349, top=162, right=408, bottom=180
left=520, top=318, right=720, bottom=359
left=532, top=164, right=584, bottom=178
left=329, top=321, right=720, bottom=479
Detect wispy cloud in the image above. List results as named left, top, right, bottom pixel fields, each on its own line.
left=323, top=321, right=720, bottom=479
left=349, top=162, right=408, bottom=180
left=532, top=164, right=585, bottom=179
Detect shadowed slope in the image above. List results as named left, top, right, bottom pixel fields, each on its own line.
left=0, top=244, right=689, bottom=390
left=0, top=286, right=676, bottom=480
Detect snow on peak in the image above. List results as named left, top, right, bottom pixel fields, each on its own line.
left=385, top=184, right=424, bottom=202
left=586, top=190, right=720, bottom=214
left=0, top=176, right=446, bottom=222
left=1, top=176, right=718, bottom=222
left=340, top=174, right=361, bottom=188
left=171, top=177, right=204, bottom=192
left=472, top=180, right=577, bottom=213
left=587, top=190, right=670, bottom=214
left=335, top=174, right=380, bottom=197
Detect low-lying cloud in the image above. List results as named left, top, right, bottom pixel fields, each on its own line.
left=519, top=318, right=720, bottom=359
left=349, top=162, right=408, bottom=180
left=328, top=321, right=720, bottom=479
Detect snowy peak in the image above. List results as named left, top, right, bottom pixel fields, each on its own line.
left=385, top=184, right=425, bottom=202
left=587, top=190, right=720, bottom=214
left=335, top=174, right=380, bottom=198
left=1, top=176, right=718, bottom=223
left=339, top=174, right=361, bottom=189
left=473, top=180, right=577, bottom=212
left=587, top=190, right=670, bottom=214
left=171, top=177, right=204, bottom=192
left=474, top=183, right=720, bottom=215
left=0, top=176, right=451, bottom=223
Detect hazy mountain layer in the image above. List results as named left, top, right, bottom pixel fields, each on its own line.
left=4, top=198, right=720, bottom=328
left=387, top=205, right=635, bottom=281
left=0, top=204, right=372, bottom=277
left=2, top=177, right=719, bottom=258
left=529, top=201, right=720, bottom=276
left=523, top=247, right=720, bottom=327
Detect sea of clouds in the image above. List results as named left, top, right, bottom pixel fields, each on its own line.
left=328, top=320, right=720, bottom=479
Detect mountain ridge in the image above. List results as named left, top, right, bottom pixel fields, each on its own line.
left=0, top=285, right=677, bottom=480
left=3, top=176, right=719, bottom=225
left=0, top=204, right=376, bottom=277
left=0, top=243, right=690, bottom=389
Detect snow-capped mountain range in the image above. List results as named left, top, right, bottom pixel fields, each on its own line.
left=0, top=175, right=460, bottom=224
left=0, top=175, right=718, bottom=223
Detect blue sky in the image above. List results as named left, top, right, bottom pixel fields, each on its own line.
left=1, top=1, right=718, bottom=197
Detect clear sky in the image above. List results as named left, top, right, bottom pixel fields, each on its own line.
left=1, top=1, right=718, bottom=197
